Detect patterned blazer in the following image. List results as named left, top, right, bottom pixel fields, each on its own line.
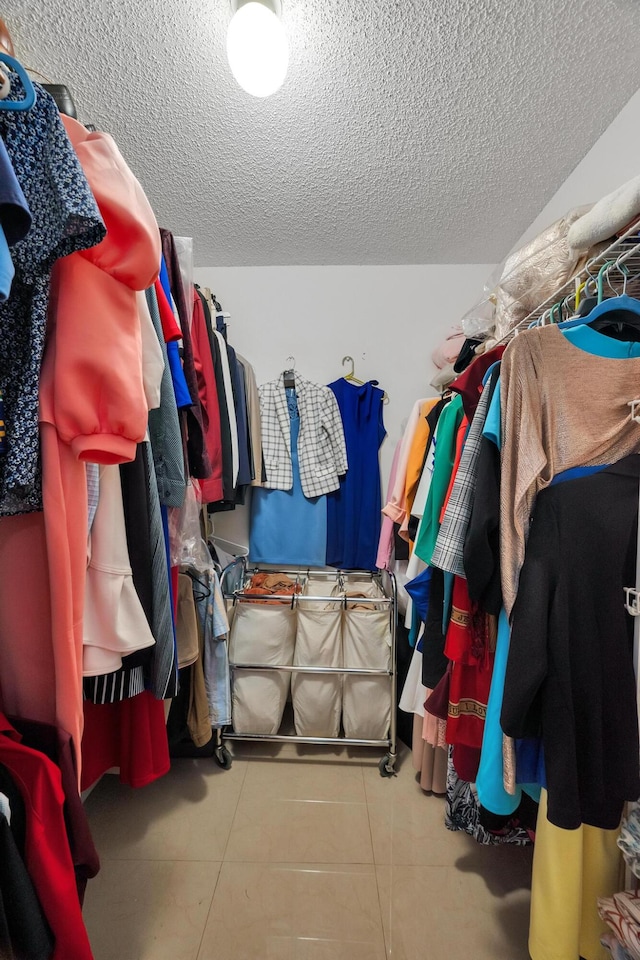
left=259, top=374, right=348, bottom=499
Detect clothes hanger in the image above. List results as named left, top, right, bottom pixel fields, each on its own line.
left=189, top=571, right=212, bottom=602
left=283, top=355, right=296, bottom=389
left=559, top=259, right=640, bottom=340
left=0, top=53, right=36, bottom=111
left=341, top=355, right=389, bottom=402
left=342, top=355, right=365, bottom=385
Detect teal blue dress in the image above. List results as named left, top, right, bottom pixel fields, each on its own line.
left=250, top=389, right=327, bottom=566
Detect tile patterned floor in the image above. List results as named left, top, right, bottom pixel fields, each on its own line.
left=84, top=743, right=532, bottom=959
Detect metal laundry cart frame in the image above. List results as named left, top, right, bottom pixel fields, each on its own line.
left=218, top=560, right=398, bottom=777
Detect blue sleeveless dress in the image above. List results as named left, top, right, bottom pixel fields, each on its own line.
left=326, top=379, right=386, bottom=570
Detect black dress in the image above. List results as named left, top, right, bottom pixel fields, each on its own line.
left=501, top=456, right=640, bottom=830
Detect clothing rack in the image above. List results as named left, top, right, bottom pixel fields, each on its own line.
left=220, top=561, right=398, bottom=777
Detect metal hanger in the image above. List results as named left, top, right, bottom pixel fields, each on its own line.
left=342, top=355, right=365, bottom=384
left=341, top=355, right=389, bottom=402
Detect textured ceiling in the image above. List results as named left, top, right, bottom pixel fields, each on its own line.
left=6, top=0, right=640, bottom=266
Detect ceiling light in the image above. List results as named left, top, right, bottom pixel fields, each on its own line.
left=226, top=0, right=289, bottom=99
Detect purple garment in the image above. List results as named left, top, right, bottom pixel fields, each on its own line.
left=326, top=379, right=385, bottom=570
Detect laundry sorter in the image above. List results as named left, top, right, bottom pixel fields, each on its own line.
left=219, top=561, right=398, bottom=776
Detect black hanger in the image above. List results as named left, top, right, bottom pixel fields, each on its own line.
left=42, top=83, right=78, bottom=119
left=580, top=294, right=640, bottom=343
left=187, top=571, right=212, bottom=602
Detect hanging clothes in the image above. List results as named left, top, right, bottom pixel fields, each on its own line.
left=191, top=287, right=224, bottom=503
left=376, top=437, right=404, bottom=571
left=145, top=283, right=187, bottom=509
left=431, top=373, right=496, bottom=577
left=217, top=315, right=252, bottom=491
left=0, top=86, right=105, bottom=517
left=81, top=691, right=170, bottom=792
left=382, top=397, right=430, bottom=527
left=259, top=373, right=348, bottom=498
left=0, top=804, right=54, bottom=960
left=0, top=109, right=161, bottom=766
left=250, top=388, right=328, bottom=566
left=236, top=352, right=264, bottom=487
left=326, top=378, right=386, bottom=570
left=0, top=712, right=94, bottom=960
left=500, top=323, right=640, bottom=617
left=399, top=398, right=440, bottom=541
left=160, top=229, right=212, bottom=481
left=210, top=326, right=239, bottom=501
left=413, top=394, right=464, bottom=565
left=83, top=463, right=157, bottom=677
left=502, top=457, right=640, bottom=831
left=0, top=136, right=31, bottom=303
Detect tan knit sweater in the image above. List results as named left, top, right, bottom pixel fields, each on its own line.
left=500, top=324, right=640, bottom=617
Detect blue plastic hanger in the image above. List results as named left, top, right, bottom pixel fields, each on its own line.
left=0, top=53, right=36, bottom=111
left=559, top=260, right=640, bottom=332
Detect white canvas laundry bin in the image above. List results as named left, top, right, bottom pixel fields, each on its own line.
left=342, top=592, right=392, bottom=741
left=229, top=601, right=296, bottom=735
left=292, top=578, right=343, bottom=738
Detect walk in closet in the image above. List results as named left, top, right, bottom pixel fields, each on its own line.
left=2, top=2, right=640, bottom=959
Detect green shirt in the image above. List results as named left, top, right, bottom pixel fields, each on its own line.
left=414, top=393, right=464, bottom=566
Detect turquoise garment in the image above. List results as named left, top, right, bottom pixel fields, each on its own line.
left=563, top=322, right=640, bottom=358
left=414, top=394, right=464, bottom=565
left=250, top=389, right=327, bottom=566
left=483, top=379, right=501, bottom=446
left=477, top=324, right=640, bottom=814
left=0, top=224, right=14, bottom=303
left=477, top=609, right=531, bottom=815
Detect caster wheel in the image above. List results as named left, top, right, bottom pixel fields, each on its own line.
left=378, top=753, right=397, bottom=778
left=215, top=745, right=233, bottom=770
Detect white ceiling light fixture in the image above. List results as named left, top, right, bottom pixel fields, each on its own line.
left=226, top=0, right=289, bottom=99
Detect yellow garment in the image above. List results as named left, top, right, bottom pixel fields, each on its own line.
left=529, top=790, right=621, bottom=960
left=400, top=398, right=439, bottom=541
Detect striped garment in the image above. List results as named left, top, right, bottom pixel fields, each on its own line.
left=431, top=377, right=493, bottom=576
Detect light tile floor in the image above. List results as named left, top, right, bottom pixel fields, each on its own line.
left=84, top=742, right=533, bottom=959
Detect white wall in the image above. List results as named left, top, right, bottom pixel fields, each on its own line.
left=514, top=88, right=640, bottom=251
left=194, top=263, right=492, bottom=546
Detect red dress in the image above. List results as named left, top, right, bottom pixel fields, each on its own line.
left=0, top=713, right=93, bottom=959
left=445, top=576, right=496, bottom=752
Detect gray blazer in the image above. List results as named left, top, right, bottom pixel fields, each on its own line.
left=259, top=374, right=348, bottom=499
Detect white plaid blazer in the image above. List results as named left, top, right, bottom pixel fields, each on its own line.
left=259, top=374, right=348, bottom=498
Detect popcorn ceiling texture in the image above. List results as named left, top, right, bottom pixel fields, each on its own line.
left=8, top=0, right=640, bottom=267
